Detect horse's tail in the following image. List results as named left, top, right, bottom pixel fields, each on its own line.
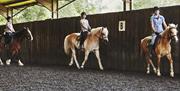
left=140, top=37, right=150, bottom=56
left=140, top=39, right=144, bottom=55
left=64, top=35, right=72, bottom=55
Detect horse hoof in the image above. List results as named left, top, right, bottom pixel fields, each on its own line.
left=153, top=69, right=157, bottom=74
left=19, top=64, right=24, bottom=66
left=170, top=72, right=174, bottom=77
left=157, top=73, right=161, bottom=76
left=18, top=63, right=24, bottom=66
left=69, top=63, right=73, bottom=66
left=18, top=60, right=24, bottom=66
left=6, top=60, right=11, bottom=66
left=77, top=66, right=81, bottom=69
left=100, top=67, right=104, bottom=70
left=19, top=63, right=24, bottom=66
left=146, top=71, right=150, bottom=74
left=81, top=65, right=84, bottom=69
left=0, top=63, right=4, bottom=66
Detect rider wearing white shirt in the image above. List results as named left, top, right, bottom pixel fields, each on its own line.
left=79, top=12, right=91, bottom=49
left=5, top=16, right=15, bottom=33
left=4, top=16, right=15, bottom=45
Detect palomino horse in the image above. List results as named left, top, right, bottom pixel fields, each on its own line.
left=64, top=27, right=109, bottom=70
left=0, top=27, right=33, bottom=66
left=141, top=24, right=178, bottom=77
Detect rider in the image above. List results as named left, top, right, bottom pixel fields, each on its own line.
left=79, top=12, right=91, bottom=49
left=149, top=6, right=167, bottom=54
left=4, top=16, right=15, bottom=45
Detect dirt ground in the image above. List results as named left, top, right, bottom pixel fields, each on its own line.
left=0, top=65, right=180, bottom=91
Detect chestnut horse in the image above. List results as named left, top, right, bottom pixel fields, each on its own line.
left=0, top=27, right=33, bottom=66
left=141, top=24, right=178, bottom=77
left=64, top=27, right=109, bottom=70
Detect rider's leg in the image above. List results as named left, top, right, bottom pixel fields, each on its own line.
left=79, top=31, right=84, bottom=49
left=149, top=33, right=156, bottom=55
left=81, top=31, right=88, bottom=48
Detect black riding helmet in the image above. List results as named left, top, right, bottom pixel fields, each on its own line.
left=153, top=6, right=160, bottom=12
left=6, top=16, right=11, bottom=21
left=81, top=12, right=86, bottom=17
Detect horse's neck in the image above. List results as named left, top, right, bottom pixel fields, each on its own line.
left=14, top=30, right=25, bottom=43
left=90, top=30, right=101, bottom=41
left=160, top=30, right=171, bottom=45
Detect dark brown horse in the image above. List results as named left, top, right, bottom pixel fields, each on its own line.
left=141, top=24, right=178, bottom=77
left=0, top=27, right=33, bottom=66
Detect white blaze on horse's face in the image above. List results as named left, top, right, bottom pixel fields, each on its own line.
left=102, top=27, right=109, bottom=42
left=169, top=24, right=178, bottom=42
left=27, top=28, right=33, bottom=41
left=171, top=28, right=178, bottom=42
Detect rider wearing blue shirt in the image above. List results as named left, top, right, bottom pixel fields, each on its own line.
left=149, top=6, right=167, bottom=52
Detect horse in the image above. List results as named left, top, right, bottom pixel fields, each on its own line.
left=140, top=23, right=178, bottom=77
left=64, top=27, right=109, bottom=70
left=0, top=27, right=33, bottom=66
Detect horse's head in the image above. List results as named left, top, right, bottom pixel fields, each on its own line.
left=167, top=23, right=178, bottom=42
left=100, top=27, right=109, bottom=42
left=23, top=27, right=33, bottom=41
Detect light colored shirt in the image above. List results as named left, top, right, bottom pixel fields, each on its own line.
left=150, top=15, right=165, bottom=33
left=80, top=19, right=91, bottom=32
left=5, top=21, right=15, bottom=33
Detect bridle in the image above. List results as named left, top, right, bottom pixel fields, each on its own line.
left=99, top=27, right=108, bottom=40
left=160, top=27, right=178, bottom=39
left=169, top=27, right=178, bottom=39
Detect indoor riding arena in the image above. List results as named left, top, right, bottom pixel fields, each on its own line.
left=0, top=0, right=180, bottom=91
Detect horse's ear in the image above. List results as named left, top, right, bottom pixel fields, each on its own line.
left=176, top=24, right=178, bottom=28
left=102, top=27, right=104, bottom=30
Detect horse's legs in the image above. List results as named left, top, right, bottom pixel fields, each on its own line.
left=18, top=60, right=24, bottom=66
left=0, top=51, right=4, bottom=66
left=69, top=56, right=74, bottom=66
left=146, top=59, right=150, bottom=74
left=147, top=58, right=156, bottom=74
left=150, top=60, right=157, bottom=74
left=16, top=52, right=24, bottom=66
left=94, top=50, right=103, bottom=70
left=81, top=51, right=90, bottom=69
left=166, top=54, right=174, bottom=77
left=157, top=55, right=161, bottom=76
left=6, top=50, right=11, bottom=66
left=72, top=49, right=80, bottom=69
left=0, top=58, right=4, bottom=65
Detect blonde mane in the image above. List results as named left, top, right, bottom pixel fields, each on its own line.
left=161, top=23, right=177, bottom=38
left=90, top=27, right=103, bottom=35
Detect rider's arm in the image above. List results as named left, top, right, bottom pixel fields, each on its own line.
left=87, top=20, right=91, bottom=31
left=150, top=16, right=156, bottom=32
left=162, top=16, right=167, bottom=29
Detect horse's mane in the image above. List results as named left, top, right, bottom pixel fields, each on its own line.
left=90, top=27, right=103, bottom=35
left=14, top=28, right=26, bottom=38
left=161, top=23, right=176, bottom=37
